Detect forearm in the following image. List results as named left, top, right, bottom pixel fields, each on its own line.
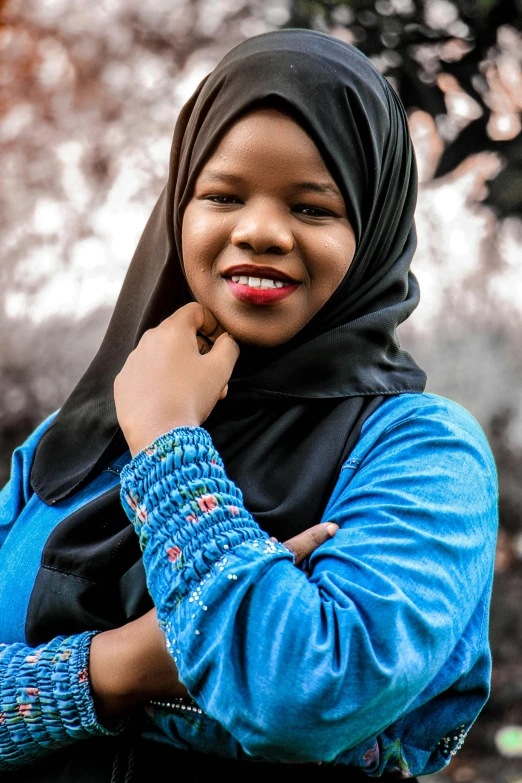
left=120, top=428, right=395, bottom=761
left=0, top=632, right=124, bottom=770
left=120, top=423, right=493, bottom=765
left=89, top=610, right=189, bottom=724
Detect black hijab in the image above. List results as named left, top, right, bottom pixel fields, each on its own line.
left=28, top=30, right=425, bottom=641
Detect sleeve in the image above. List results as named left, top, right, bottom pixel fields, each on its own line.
left=0, top=416, right=125, bottom=769
left=0, top=412, right=59, bottom=548
left=119, top=406, right=498, bottom=764
left=0, top=632, right=124, bottom=770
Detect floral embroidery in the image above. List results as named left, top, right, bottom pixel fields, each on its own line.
left=363, top=741, right=379, bottom=766
left=137, top=505, right=148, bottom=523
left=167, top=546, right=182, bottom=563
left=18, top=703, right=32, bottom=718
left=25, top=651, right=42, bottom=664
left=186, top=513, right=198, bottom=523
left=197, top=494, right=218, bottom=513
left=25, top=687, right=39, bottom=697
left=0, top=712, right=5, bottom=725
left=59, top=650, right=71, bottom=662
left=125, top=491, right=140, bottom=512
left=78, top=668, right=89, bottom=684
left=227, top=505, right=239, bottom=516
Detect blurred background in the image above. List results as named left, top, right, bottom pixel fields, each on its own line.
left=1, top=0, right=521, bottom=779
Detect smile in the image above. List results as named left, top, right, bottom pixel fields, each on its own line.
left=224, top=277, right=300, bottom=305
left=231, top=275, right=289, bottom=289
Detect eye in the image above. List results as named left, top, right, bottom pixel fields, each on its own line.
left=206, top=195, right=241, bottom=205
left=294, top=205, right=334, bottom=218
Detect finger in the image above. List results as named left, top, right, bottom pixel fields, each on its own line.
left=184, top=303, right=223, bottom=342
left=283, top=522, right=338, bottom=567
left=205, top=331, right=240, bottom=379
left=197, top=331, right=213, bottom=355
left=162, top=303, right=221, bottom=343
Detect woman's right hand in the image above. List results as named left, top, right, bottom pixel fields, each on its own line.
left=89, top=522, right=338, bottom=722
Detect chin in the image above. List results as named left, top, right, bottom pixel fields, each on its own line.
left=213, top=308, right=301, bottom=348
left=237, top=332, right=297, bottom=349
left=225, top=323, right=292, bottom=348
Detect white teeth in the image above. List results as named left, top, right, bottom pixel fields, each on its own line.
left=229, top=275, right=291, bottom=288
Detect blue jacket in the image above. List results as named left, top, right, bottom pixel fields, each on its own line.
left=0, top=393, right=498, bottom=775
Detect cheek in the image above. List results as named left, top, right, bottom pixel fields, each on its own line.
left=310, top=231, right=356, bottom=296
left=181, top=206, right=227, bottom=270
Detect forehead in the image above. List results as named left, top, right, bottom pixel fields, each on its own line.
left=197, top=107, right=335, bottom=180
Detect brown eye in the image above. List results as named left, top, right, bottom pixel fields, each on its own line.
left=207, top=195, right=241, bottom=204
left=295, top=205, right=333, bottom=218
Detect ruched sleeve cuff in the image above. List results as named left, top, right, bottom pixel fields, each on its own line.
left=119, top=427, right=269, bottom=599
left=0, top=632, right=124, bottom=770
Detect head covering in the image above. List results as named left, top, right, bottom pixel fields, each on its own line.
left=28, top=29, right=425, bottom=641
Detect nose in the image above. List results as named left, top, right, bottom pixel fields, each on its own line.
left=230, top=201, right=294, bottom=255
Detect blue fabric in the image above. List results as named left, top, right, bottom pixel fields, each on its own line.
left=0, top=393, right=498, bottom=775
left=0, top=412, right=129, bottom=646
left=0, top=631, right=123, bottom=771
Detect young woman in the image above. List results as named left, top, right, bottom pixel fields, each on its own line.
left=0, top=29, right=497, bottom=782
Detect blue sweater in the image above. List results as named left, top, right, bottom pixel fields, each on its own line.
left=0, top=394, right=498, bottom=775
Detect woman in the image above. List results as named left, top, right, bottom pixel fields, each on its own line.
left=0, top=29, right=497, bottom=781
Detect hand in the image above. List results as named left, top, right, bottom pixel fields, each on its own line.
left=89, top=608, right=188, bottom=723
left=275, top=521, right=339, bottom=572
left=114, top=303, right=240, bottom=456
left=89, top=524, right=338, bottom=721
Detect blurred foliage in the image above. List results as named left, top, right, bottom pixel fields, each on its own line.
left=0, top=0, right=286, bottom=483
left=287, top=0, right=522, bottom=214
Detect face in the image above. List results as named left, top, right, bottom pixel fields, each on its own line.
left=181, top=107, right=356, bottom=347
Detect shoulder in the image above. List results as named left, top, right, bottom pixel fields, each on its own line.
left=355, top=392, right=495, bottom=471
left=16, top=410, right=60, bottom=456
left=1, top=411, right=60, bottom=511
left=323, top=392, right=498, bottom=562
left=327, top=392, right=498, bottom=526
left=363, top=392, right=487, bottom=438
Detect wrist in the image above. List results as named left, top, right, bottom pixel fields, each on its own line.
left=127, top=420, right=200, bottom=457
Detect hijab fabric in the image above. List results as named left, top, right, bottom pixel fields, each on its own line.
left=30, top=29, right=425, bottom=572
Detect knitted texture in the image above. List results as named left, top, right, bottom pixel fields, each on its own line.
left=120, top=427, right=269, bottom=601
left=0, top=632, right=123, bottom=770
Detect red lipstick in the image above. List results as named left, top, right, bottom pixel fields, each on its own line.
left=225, top=279, right=299, bottom=305
left=222, top=264, right=300, bottom=306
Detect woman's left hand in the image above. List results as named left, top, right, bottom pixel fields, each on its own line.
left=114, top=303, right=240, bottom=457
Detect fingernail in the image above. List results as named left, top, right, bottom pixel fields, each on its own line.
left=326, top=523, right=338, bottom=537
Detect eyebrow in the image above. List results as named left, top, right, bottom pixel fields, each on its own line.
left=293, top=181, right=343, bottom=199
left=198, top=171, right=343, bottom=200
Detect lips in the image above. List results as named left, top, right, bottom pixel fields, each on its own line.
left=222, top=265, right=300, bottom=306
left=221, top=264, right=299, bottom=284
